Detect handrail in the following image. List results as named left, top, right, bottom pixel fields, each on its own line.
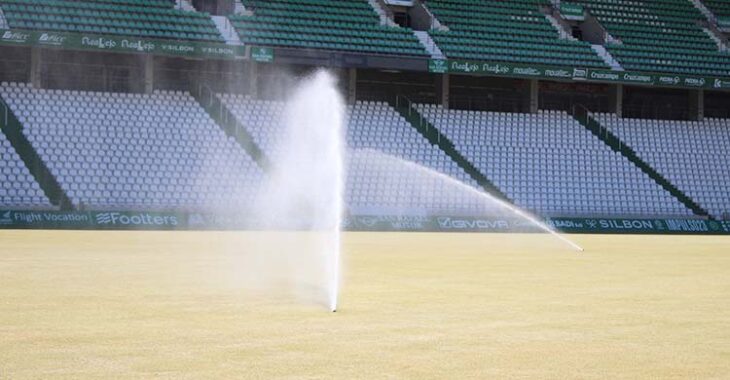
left=395, top=94, right=437, bottom=142
left=192, top=81, right=269, bottom=170
left=1, top=101, right=7, bottom=129
left=572, top=103, right=621, bottom=151
left=197, top=82, right=243, bottom=139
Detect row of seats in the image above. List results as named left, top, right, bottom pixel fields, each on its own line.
left=0, top=0, right=222, bottom=42
left=573, top=0, right=730, bottom=76
left=704, top=0, right=730, bottom=18
left=0, top=82, right=263, bottom=211
left=595, top=113, right=730, bottom=219
left=0, top=0, right=726, bottom=78
left=228, top=0, right=429, bottom=57
left=417, top=104, right=693, bottom=217
left=0, top=82, right=727, bottom=219
left=426, top=0, right=609, bottom=68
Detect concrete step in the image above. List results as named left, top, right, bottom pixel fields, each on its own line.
left=545, top=14, right=576, bottom=41
left=689, top=0, right=718, bottom=25
left=367, top=0, right=397, bottom=27
left=0, top=7, right=8, bottom=29
left=233, top=0, right=247, bottom=15
left=591, top=44, right=624, bottom=71
left=212, top=16, right=242, bottom=45
left=702, top=27, right=729, bottom=52
left=413, top=30, right=445, bottom=59
left=175, top=0, right=196, bottom=12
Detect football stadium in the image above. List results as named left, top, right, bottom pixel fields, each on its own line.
left=1, top=0, right=730, bottom=378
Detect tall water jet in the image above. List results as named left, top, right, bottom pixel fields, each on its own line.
left=251, top=70, right=345, bottom=311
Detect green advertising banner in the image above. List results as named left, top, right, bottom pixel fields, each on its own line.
left=429, top=58, right=730, bottom=91
left=1, top=209, right=729, bottom=235
left=0, top=210, right=183, bottom=230
left=445, top=60, right=588, bottom=81
left=560, top=2, right=585, bottom=21
left=250, top=46, right=274, bottom=62
left=345, top=215, right=730, bottom=235
left=428, top=59, right=448, bottom=74
left=0, top=29, right=246, bottom=59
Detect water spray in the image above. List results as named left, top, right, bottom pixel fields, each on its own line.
left=251, top=69, right=345, bottom=312
left=352, top=149, right=584, bottom=252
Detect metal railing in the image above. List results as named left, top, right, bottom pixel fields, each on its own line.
left=193, top=82, right=270, bottom=170
left=395, top=94, right=438, bottom=142
left=572, top=103, right=622, bottom=151
left=1, top=101, right=7, bottom=129
left=196, top=82, right=242, bottom=138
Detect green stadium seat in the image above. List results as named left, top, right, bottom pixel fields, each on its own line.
left=572, top=0, right=730, bottom=77
left=425, top=0, right=609, bottom=69
left=228, top=0, right=429, bottom=57
left=0, top=0, right=224, bottom=43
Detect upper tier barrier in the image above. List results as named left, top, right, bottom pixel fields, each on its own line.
left=428, top=59, right=730, bottom=91
left=0, top=29, right=245, bottom=59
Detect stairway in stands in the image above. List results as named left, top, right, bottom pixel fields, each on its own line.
left=0, top=6, right=8, bottom=29
left=0, top=87, right=70, bottom=210
left=587, top=111, right=730, bottom=219
left=391, top=97, right=512, bottom=204
left=192, top=86, right=269, bottom=171
left=414, top=104, right=694, bottom=218
left=571, top=107, right=711, bottom=218
left=414, top=31, right=446, bottom=59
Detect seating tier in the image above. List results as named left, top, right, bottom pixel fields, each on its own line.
left=0, top=0, right=223, bottom=42
left=417, top=104, right=693, bottom=217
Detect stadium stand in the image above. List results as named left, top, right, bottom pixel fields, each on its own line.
left=228, top=0, right=429, bottom=57
left=416, top=104, right=694, bottom=217
left=595, top=113, right=730, bottom=219
left=0, top=83, right=263, bottom=211
left=572, top=0, right=730, bottom=76
left=0, top=0, right=223, bottom=42
left=0, top=124, right=53, bottom=209
left=217, top=94, right=506, bottom=216
left=704, top=0, right=730, bottom=17
left=425, top=0, right=609, bottom=68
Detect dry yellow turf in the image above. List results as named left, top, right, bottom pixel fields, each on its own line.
left=1, top=231, right=729, bottom=379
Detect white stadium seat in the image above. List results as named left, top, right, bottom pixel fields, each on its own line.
left=218, top=94, right=500, bottom=216
left=596, top=113, right=730, bottom=219
left=0, top=83, right=264, bottom=212
left=416, top=104, right=693, bottom=218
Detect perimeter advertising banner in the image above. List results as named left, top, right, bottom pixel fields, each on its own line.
left=1, top=210, right=729, bottom=235
left=429, top=59, right=730, bottom=91
left=345, top=215, right=730, bottom=234
left=0, top=29, right=246, bottom=59
left=0, top=210, right=182, bottom=230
